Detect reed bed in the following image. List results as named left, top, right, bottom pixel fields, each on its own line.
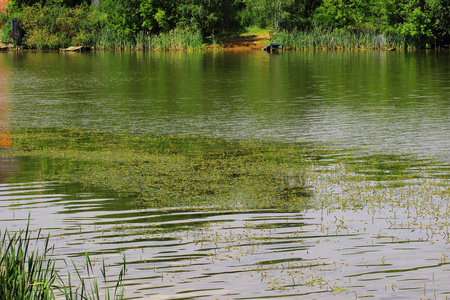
left=274, top=28, right=407, bottom=50
left=93, top=28, right=203, bottom=51
left=0, top=217, right=126, bottom=300
left=0, top=221, right=56, bottom=299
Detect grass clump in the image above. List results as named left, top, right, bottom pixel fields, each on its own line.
left=0, top=222, right=56, bottom=299
left=94, top=28, right=203, bottom=51
left=0, top=216, right=126, bottom=300
left=273, top=28, right=406, bottom=50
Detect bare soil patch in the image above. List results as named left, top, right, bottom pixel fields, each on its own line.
left=205, top=33, right=270, bottom=51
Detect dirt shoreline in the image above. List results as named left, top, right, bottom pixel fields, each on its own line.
left=205, top=33, right=270, bottom=51
left=0, top=33, right=272, bottom=51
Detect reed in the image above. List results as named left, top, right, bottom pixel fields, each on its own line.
left=57, top=253, right=126, bottom=300
left=93, top=28, right=203, bottom=51
left=0, top=218, right=57, bottom=299
left=274, top=28, right=407, bottom=50
left=0, top=216, right=126, bottom=300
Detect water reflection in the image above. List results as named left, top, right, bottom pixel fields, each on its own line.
left=5, top=50, right=450, bottom=159
left=1, top=50, right=450, bottom=299
left=0, top=56, right=18, bottom=180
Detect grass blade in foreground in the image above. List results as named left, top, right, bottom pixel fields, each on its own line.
left=0, top=216, right=126, bottom=300
left=0, top=216, right=57, bottom=300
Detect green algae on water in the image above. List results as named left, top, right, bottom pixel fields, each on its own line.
left=11, top=127, right=450, bottom=213
left=12, top=128, right=316, bottom=211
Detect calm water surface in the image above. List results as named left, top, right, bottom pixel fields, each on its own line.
left=0, top=50, right=450, bottom=299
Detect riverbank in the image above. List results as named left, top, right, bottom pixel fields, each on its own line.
left=3, top=30, right=447, bottom=52
left=0, top=42, right=10, bottom=50
left=205, top=31, right=270, bottom=51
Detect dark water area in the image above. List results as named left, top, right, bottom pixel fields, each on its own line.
left=0, top=50, right=450, bottom=299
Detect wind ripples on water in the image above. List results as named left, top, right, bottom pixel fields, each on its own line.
left=1, top=180, right=450, bottom=299
left=4, top=51, right=450, bottom=159
left=1, top=50, right=450, bottom=299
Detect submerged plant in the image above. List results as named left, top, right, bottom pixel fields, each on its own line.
left=13, top=127, right=445, bottom=213
left=13, top=128, right=314, bottom=212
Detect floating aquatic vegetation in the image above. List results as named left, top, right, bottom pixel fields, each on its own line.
left=11, top=127, right=450, bottom=213
left=12, top=128, right=318, bottom=211
left=11, top=127, right=450, bottom=214
left=7, top=127, right=450, bottom=297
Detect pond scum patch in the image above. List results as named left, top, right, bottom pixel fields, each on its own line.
left=9, top=128, right=450, bottom=236
left=12, top=127, right=318, bottom=211
left=6, top=127, right=450, bottom=296
left=9, top=127, right=450, bottom=213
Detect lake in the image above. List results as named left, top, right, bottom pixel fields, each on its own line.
left=0, top=49, right=450, bottom=299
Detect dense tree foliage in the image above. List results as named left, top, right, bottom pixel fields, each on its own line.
left=1, top=0, right=449, bottom=48
left=19, top=3, right=99, bottom=48
left=240, top=0, right=322, bottom=31
left=99, top=0, right=241, bottom=36
left=10, top=0, right=88, bottom=8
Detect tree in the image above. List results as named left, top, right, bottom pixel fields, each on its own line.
left=177, top=0, right=241, bottom=35
left=140, top=0, right=179, bottom=32
left=312, top=0, right=375, bottom=29
left=100, top=0, right=142, bottom=36
left=9, top=0, right=89, bottom=7
left=242, top=0, right=320, bottom=31
left=426, top=0, right=450, bottom=46
left=400, top=6, right=435, bottom=46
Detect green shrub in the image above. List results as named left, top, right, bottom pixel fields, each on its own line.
left=0, top=4, right=21, bottom=44
left=19, top=3, right=101, bottom=49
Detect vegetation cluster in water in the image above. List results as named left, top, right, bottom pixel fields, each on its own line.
left=11, top=128, right=319, bottom=211
left=9, top=127, right=450, bottom=213
left=4, top=127, right=450, bottom=298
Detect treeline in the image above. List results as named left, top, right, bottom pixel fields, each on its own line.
left=0, top=0, right=449, bottom=49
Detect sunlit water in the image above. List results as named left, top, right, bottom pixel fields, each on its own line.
left=0, top=50, right=450, bottom=299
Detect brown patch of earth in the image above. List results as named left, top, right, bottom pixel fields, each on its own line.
left=205, top=33, right=270, bottom=51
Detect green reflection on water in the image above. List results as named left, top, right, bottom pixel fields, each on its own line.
left=1, top=50, right=450, bottom=298
left=1, top=51, right=449, bottom=156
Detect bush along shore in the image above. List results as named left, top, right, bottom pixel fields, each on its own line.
left=0, top=3, right=203, bottom=51
left=1, top=0, right=449, bottom=51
